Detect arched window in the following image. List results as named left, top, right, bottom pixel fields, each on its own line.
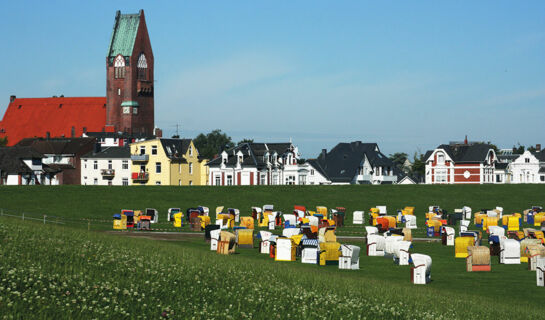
left=114, top=55, right=125, bottom=79
left=137, top=53, right=147, bottom=80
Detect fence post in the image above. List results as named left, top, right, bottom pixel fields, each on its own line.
left=43, top=215, right=46, bottom=224
left=22, top=212, right=24, bottom=221
left=88, top=219, right=90, bottom=231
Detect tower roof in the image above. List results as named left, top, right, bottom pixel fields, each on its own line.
left=107, top=10, right=142, bottom=59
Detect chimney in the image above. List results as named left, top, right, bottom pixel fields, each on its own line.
left=9, top=95, right=16, bottom=103
left=537, top=144, right=541, bottom=152
left=320, top=149, right=327, bottom=159
left=464, top=135, right=468, bottom=145
left=154, top=127, right=163, bottom=138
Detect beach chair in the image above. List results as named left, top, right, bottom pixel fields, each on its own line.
left=259, top=231, right=273, bottom=254
left=282, top=227, right=301, bottom=238
left=113, top=214, right=126, bottom=230
left=319, top=241, right=341, bottom=266
left=527, top=245, right=545, bottom=271
left=210, top=229, right=221, bottom=251
left=197, top=206, right=209, bottom=216
left=217, top=231, right=236, bottom=255
left=353, top=211, right=364, bottom=225
left=240, top=216, right=255, bottom=229
left=236, top=229, right=254, bottom=248
left=251, top=207, right=262, bottom=221
left=339, top=245, right=360, bottom=270
left=301, top=239, right=319, bottom=264
left=228, top=208, right=240, bottom=223
left=199, top=215, right=211, bottom=230
left=167, top=208, right=181, bottom=222
left=367, top=234, right=385, bottom=256
left=462, top=206, right=472, bottom=220
left=442, top=226, right=455, bottom=246
left=455, top=236, right=475, bottom=258
left=500, top=239, right=521, bottom=264
left=520, top=239, right=543, bottom=263
left=536, top=256, right=545, bottom=286
left=173, top=212, right=183, bottom=228
left=377, top=206, right=387, bottom=215
left=466, top=246, right=491, bottom=271
left=139, top=216, right=151, bottom=230
left=145, top=208, right=159, bottom=223
left=365, top=226, right=379, bottom=236
left=122, top=210, right=135, bottom=228
left=204, top=224, right=220, bottom=242
left=190, top=217, right=201, bottom=231
left=404, top=215, right=417, bottom=229
left=488, top=226, right=505, bottom=256
left=275, top=238, right=296, bottom=261
left=393, top=240, right=411, bottom=265
left=460, top=220, right=470, bottom=233
left=411, top=254, right=432, bottom=284
left=384, top=235, right=403, bottom=257
left=283, top=214, right=297, bottom=228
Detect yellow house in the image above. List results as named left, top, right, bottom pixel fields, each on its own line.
left=130, top=138, right=208, bottom=186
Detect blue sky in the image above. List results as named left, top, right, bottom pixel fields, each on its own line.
left=1, top=1, right=544, bottom=158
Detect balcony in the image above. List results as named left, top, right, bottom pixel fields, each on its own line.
left=131, top=154, right=149, bottom=162
left=132, top=172, right=149, bottom=181
left=101, top=169, right=115, bottom=178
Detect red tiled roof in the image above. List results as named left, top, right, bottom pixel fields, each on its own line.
left=0, top=97, right=106, bottom=146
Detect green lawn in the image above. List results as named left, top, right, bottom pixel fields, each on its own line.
left=1, top=185, right=544, bottom=319
left=1, top=217, right=544, bottom=319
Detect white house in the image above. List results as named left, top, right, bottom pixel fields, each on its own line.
left=510, top=150, right=540, bottom=184
left=207, top=142, right=310, bottom=186
left=424, top=143, right=496, bottom=184
left=299, top=160, right=331, bottom=185
left=81, top=147, right=131, bottom=186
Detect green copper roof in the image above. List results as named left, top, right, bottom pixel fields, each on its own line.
left=120, top=101, right=139, bottom=107
left=107, top=11, right=140, bottom=59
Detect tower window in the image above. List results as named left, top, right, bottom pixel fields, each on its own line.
left=137, top=53, right=148, bottom=80
left=114, top=55, right=126, bottom=79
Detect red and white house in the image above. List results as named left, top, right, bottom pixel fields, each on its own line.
left=424, top=143, right=497, bottom=184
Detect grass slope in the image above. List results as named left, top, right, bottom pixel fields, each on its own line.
left=1, top=218, right=544, bottom=319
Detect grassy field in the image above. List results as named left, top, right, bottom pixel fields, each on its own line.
left=1, top=185, right=544, bottom=319
left=0, top=217, right=544, bottom=319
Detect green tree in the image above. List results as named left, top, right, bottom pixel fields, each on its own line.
left=0, top=136, right=7, bottom=146
left=237, top=139, right=254, bottom=145
left=486, top=141, right=499, bottom=153
left=411, top=152, right=425, bottom=178
left=512, top=144, right=525, bottom=154
left=193, top=129, right=234, bottom=160
left=527, top=146, right=536, bottom=153
left=389, top=152, right=408, bottom=171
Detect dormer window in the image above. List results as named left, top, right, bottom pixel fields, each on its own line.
left=114, top=55, right=125, bottom=79
left=238, top=156, right=243, bottom=163
left=437, top=152, right=445, bottom=164
left=137, top=53, right=148, bottom=80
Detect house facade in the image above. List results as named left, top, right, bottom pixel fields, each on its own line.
left=207, top=142, right=304, bottom=186
left=129, top=138, right=207, bottom=186
left=81, top=147, right=132, bottom=186
left=509, top=150, right=542, bottom=184
left=16, top=137, right=96, bottom=185
left=424, top=143, right=497, bottom=184
left=313, top=141, right=398, bottom=185
left=0, top=147, right=59, bottom=185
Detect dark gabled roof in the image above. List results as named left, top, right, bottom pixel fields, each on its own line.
left=82, top=147, right=130, bottom=159
left=495, top=162, right=509, bottom=170
left=207, top=142, right=294, bottom=168
left=0, top=146, right=43, bottom=175
left=306, top=159, right=329, bottom=180
left=85, top=131, right=152, bottom=140
left=315, top=141, right=394, bottom=183
left=534, top=150, right=545, bottom=162
left=159, top=138, right=192, bottom=160
left=430, top=143, right=494, bottom=163
left=423, top=150, right=433, bottom=162
left=16, top=137, right=96, bottom=155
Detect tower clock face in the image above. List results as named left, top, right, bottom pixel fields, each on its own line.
left=122, top=106, right=131, bottom=114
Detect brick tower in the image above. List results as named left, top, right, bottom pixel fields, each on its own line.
left=106, top=10, right=154, bottom=134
